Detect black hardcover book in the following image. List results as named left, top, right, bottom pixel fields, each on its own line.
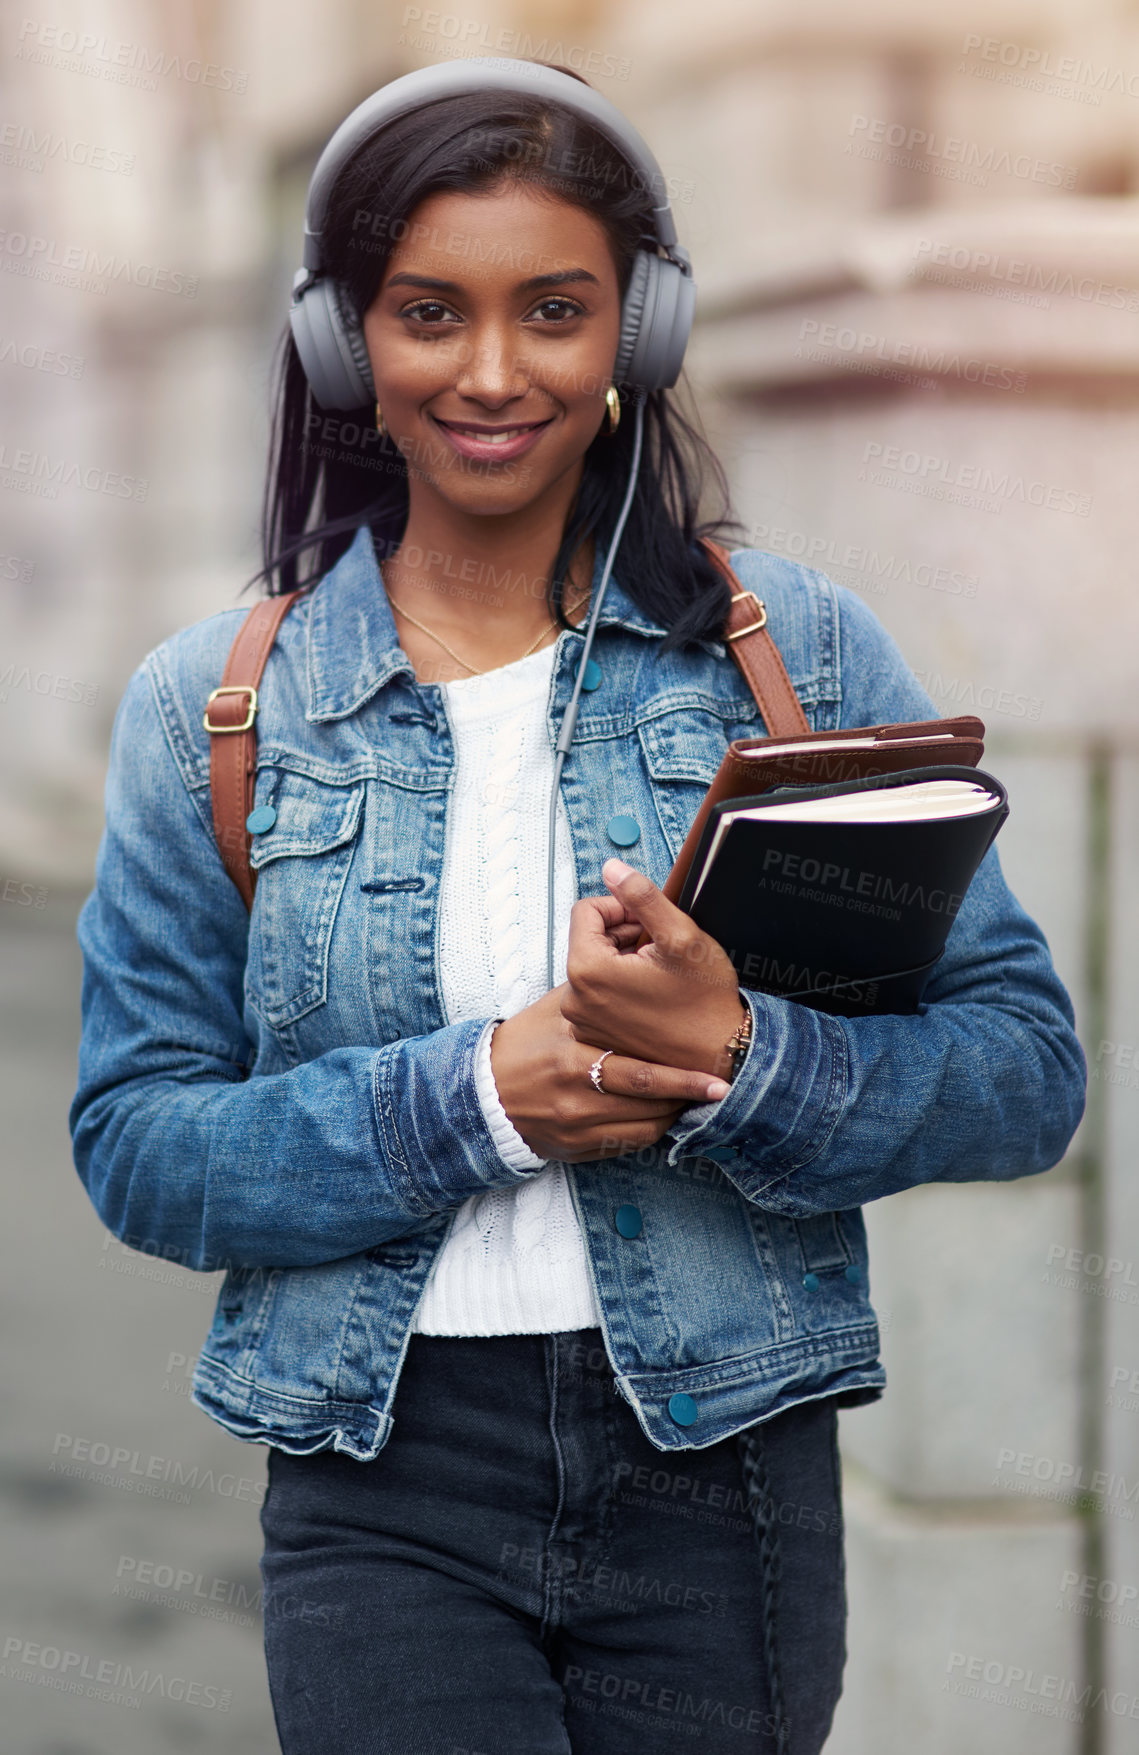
left=678, top=764, right=1009, bottom=1017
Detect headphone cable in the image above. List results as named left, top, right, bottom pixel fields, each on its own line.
left=546, top=392, right=646, bottom=993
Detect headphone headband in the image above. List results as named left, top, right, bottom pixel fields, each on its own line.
left=298, top=57, right=686, bottom=278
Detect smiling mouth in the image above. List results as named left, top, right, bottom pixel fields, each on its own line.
left=433, top=417, right=554, bottom=445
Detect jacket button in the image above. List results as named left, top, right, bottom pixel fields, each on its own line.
left=615, top=1204, right=643, bottom=1239
left=845, top=1264, right=861, bottom=1283
left=606, top=814, right=640, bottom=847
left=803, top=1273, right=820, bottom=1292
left=245, top=805, right=276, bottom=833
left=668, top=1393, right=699, bottom=1427
left=577, top=657, right=602, bottom=691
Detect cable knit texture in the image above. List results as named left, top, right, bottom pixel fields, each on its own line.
left=412, top=641, right=603, bottom=1335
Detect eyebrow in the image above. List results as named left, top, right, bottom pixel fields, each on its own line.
left=384, top=267, right=601, bottom=293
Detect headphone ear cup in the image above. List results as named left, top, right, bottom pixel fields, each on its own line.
left=614, top=250, right=695, bottom=391
left=289, top=277, right=376, bottom=410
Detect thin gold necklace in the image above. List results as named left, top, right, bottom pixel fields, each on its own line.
left=382, top=567, right=591, bottom=676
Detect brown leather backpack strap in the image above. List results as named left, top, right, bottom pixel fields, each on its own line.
left=204, top=591, right=303, bottom=911
left=699, top=537, right=809, bottom=738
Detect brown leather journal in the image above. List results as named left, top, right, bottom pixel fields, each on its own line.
left=661, top=714, right=986, bottom=909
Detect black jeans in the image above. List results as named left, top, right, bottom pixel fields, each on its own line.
left=258, top=1329, right=847, bottom=1754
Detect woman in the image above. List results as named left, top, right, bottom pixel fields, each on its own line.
left=69, top=59, right=1086, bottom=1755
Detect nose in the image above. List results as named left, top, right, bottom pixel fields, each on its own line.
left=452, top=321, right=530, bottom=408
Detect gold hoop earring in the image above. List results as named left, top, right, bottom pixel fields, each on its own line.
left=603, top=384, right=621, bottom=436
left=375, top=400, right=385, bottom=439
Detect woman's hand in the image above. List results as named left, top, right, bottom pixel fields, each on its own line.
left=560, top=858, right=747, bottom=1081
left=490, top=985, right=730, bottom=1163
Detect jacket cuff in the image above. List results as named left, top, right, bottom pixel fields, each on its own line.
left=474, top=1020, right=549, bottom=1173
left=375, top=1016, right=555, bottom=1218
left=664, top=987, right=847, bottom=1191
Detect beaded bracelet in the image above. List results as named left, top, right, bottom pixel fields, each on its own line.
left=724, top=1000, right=752, bottom=1082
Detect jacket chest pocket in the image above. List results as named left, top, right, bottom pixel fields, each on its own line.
left=636, top=707, right=751, bottom=863
left=244, top=769, right=367, bottom=1030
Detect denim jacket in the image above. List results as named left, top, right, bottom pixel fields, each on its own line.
left=69, top=524, right=1087, bottom=1457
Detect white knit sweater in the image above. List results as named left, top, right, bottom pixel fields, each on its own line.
left=411, top=640, right=604, bottom=1335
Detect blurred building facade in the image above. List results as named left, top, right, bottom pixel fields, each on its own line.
left=4, top=2, right=1138, bottom=1750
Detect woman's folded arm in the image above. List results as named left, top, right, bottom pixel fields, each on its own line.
left=69, top=662, right=556, bottom=1273
left=664, top=840, right=1087, bottom=1214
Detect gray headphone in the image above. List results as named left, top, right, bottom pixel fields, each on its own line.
left=289, top=57, right=696, bottom=410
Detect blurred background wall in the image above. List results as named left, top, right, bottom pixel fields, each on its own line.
left=2, top=1, right=1137, bottom=1750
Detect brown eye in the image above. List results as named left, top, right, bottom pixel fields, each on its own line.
left=404, top=301, right=456, bottom=325
left=529, top=298, right=582, bottom=323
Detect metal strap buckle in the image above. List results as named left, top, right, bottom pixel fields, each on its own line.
left=725, top=590, right=767, bottom=641
left=204, top=684, right=258, bottom=734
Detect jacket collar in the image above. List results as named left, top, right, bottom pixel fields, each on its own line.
left=305, top=521, right=698, bottom=722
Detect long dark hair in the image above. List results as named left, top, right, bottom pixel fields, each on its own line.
left=250, top=64, right=746, bottom=652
